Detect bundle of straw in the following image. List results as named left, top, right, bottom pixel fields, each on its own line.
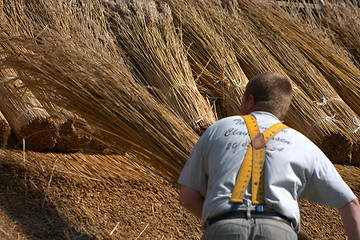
left=0, top=111, right=10, bottom=148
left=50, top=109, right=92, bottom=153
left=319, top=1, right=360, bottom=67
left=351, top=143, right=360, bottom=167
left=104, top=0, right=216, bottom=135
left=0, top=2, right=199, bottom=180
left=236, top=3, right=360, bottom=145
left=194, top=0, right=338, bottom=143
left=236, top=0, right=360, bottom=119
left=162, top=0, right=248, bottom=119
left=0, top=77, right=58, bottom=151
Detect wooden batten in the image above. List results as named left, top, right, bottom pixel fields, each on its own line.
left=0, top=78, right=58, bottom=151
left=0, top=111, right=11, bottom=148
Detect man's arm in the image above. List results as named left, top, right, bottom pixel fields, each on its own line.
left=339, top=198, right=360, bottom=240
left=178, top=185, right=204, bottom=219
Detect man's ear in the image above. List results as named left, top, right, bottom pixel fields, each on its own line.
left=240, top=94, right=256, bottom=115
left=248, top=95, right=255, bottom=108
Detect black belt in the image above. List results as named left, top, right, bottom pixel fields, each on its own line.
left=207, top=211, right=293, bottom=227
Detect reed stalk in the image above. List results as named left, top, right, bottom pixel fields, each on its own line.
left=104, top=0, right=216, bottom=135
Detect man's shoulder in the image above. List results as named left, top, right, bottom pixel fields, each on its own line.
left=210, top=115, right=245, bottom=127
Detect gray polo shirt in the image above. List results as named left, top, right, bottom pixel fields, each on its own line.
left=178, top=111, right=356, bottom=233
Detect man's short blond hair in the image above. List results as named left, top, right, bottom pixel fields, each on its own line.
left=243, top=72, right=292, bottom=120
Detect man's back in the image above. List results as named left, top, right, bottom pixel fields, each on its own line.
left=179, top=111, right=355, bottom=233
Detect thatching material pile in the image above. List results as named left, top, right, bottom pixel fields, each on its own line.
left=246, top=1, right=360, bottom=119
left=0, top=0, right=360, bottom=239
left=286, top=0, right=360, bottom=68
left=0, top=111, right=10, bottom=148
left=0, top=0, right=200, bottom=181
left=105, top=0, right=216, bottom=135
left=222, top=0, right=360, bottom=161
left=45, top=106, right=92, bottom=153
left=162, top=0, right=248, bottom=119
left=181, top=0, right=340, bottom=143
left=0, top=0, right=359, bottom=163
left=0, top=78, right=58, bottom=151
left=279, top=0, right=360, bottom=164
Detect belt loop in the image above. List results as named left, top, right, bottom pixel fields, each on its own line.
left=231, top=203, right=239, bottom=212
left=246, top=207, right=251, bottom=219
left=256, top=205, right=264, bottom=212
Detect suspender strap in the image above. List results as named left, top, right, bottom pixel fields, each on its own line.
left=230, top=115, right=289, bottom=204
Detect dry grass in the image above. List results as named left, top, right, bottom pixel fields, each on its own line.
left=0, top=77, right=58, bottom=151
left=239, top=0, right=360, bottom=119
left=0, top=0, right=199, bottom=182
left=162, top=0, right=248, bottom=119
left=0, top=111, right=10, bottom=147
left=105, top=0, right=216, bottom=135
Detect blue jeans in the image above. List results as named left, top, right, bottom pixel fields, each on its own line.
left=202, top=218, right=297, bottom=240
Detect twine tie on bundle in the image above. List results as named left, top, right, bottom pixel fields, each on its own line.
left=229, top=66, right=246, bottom=96
left=14, top=107, right=48, bottom=126
left=316, top=97, right=342, bottom=106
left=351, top=118, right=360, bottom=134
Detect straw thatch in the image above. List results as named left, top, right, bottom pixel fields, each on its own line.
left=230, top=0, right=360, bottom=145
left=288, top=0, right=360, bottom=68
left=239, top=0, right=360, bottom=119
left=53, top=114, right=92, bottom=153
left=41, top=103, right=92, bottom=152
left=0, top=77, right=58, bottom=151
left=0, top=111, right=10, bottom=148
left=162, top=0, right=248, bottom=119
left=0, top=0, right=199, bottom=181
left=191, top=0, right=339, bottom=143
left=104, top=0, right=216, bottom=135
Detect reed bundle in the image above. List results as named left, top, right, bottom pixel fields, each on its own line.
left=104, top=0, right=216, bottom=135
left=236, top=0, right=360, bottom=119
left=238, top=4, right=360, bottom=146
left=320, top=1, right=360, bottom=67
left=0, top=77, right=58, bottom=151
left=0, top=2, right=199, bottom=181
left=0, top=111, right=10, bottom=148
left=161, top=0, right=248, bottom=119
left=44, top=105, right=92, bottom=153
left=194, top=0, right=338, bottom=143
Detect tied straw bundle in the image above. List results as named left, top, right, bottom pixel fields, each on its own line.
left=196, top=0, right=338, bottom=143
left=104, top=0, right=216, bottom=135
left=0, top=77, right=58, bottom=151
left=235, top=0, right=360, bottom=119
left=0, top=0, right=199, bottom=181
left=0, top=110, right=10, bottom=148
left=233, top=0, right=360, bottom=161
left=316, top=0, right=360, bottom=67
left=161, top=0, right=249, bottom=119
left=43, top=103, right=92, bottom=153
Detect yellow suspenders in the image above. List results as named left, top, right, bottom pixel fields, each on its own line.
left=230, top=115, right=289, bottom=205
